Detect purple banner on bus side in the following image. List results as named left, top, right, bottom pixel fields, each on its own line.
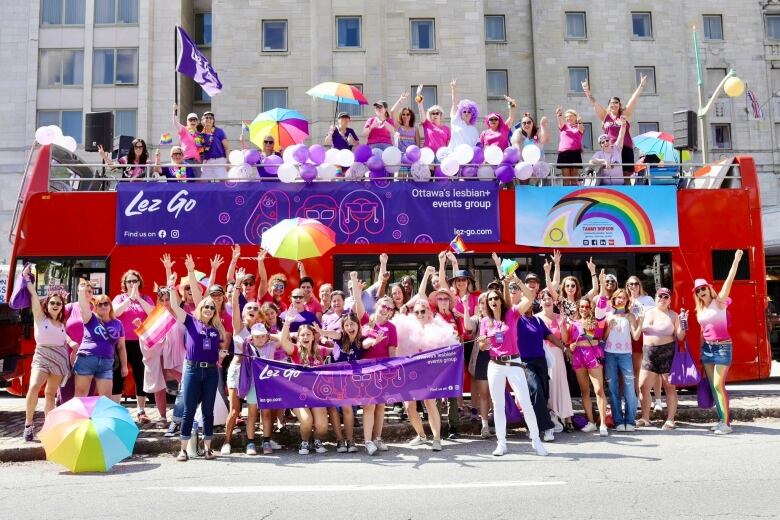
left=251, top=345, right=463, bottom=409
left=116, top=182, right=499, bottom=246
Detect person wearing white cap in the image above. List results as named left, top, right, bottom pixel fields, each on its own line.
left=172, top=103, right=202, bottom=164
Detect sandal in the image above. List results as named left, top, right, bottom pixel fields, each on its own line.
left=204, top=448, right=217, bottom=460
left=176, top=450, right=188, bottom=462
left=662, top=420, right=676, bottom=430
left=137, top=410, right=151, bottom=425
left=563, top=422, right=575, bottom=433
left=636, top=419, right=652, bottom=427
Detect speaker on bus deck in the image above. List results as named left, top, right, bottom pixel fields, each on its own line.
left=112, top=135, right=134, bottom=160
left=84, top=111, right=114, bottom=152
left=673, top=110, right=697, bottom=150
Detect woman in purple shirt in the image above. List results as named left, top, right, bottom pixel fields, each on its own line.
left=325, top=112, right=360, bottom=150
left=199, top=111, right=230, bottom=179
left=168, top=275, right=227, bottom=461
left=73, top=282, right=127, bottom=398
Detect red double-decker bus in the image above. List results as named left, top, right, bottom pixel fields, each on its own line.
left=0, top=144, right=771, bottom=396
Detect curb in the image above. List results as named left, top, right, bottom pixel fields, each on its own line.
left=2, top=406, right=778, bottom=463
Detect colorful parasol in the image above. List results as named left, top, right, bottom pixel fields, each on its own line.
left=38, top=396, right=139, bottom=473
left=306, top=82, right=368, bottom=123
left=249, top=108, right=309, bottom=152
left=633, top=131, right=680, bottom=163
left=260, top=218, right=336, bottom=261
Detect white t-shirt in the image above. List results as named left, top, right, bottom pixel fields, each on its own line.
left=449, top=115, right=480, bottom=149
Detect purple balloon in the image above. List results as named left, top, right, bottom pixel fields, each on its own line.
left=461, top=166, right=478, bottom=178
left=471, top=146, right=484, bottom=165
left=496, top=164, right=514, bottom=183
left=503, top=147, right=520, bottom=165
left=300, top=163, right=317, bottom=183
left=434, top=166, right=447, bottom=179
left=262, top=154, right=282, bottom=175
left=243, top=148, right=261, bottom=166
left=405, top=145, right=421, bottom=163
left=401, top=153, right=413, bottom=165
left=292, top=144, right=309, bottom=164
left=366, top=155, right=384, bottom=172
left=308, top=144, right=326, bottom=165
left=371, top=147, right=383, bottom=159
left=354, top=144, right=372, bottom=163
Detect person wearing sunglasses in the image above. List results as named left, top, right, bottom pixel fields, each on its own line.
left=637, top=287, right=687, bottom=430
left=625, top=276, right=657, bottom=401
left=98, top=138, right=152, bottom=179
left=363, top=98, right=401, bottom=151
left=21, top=265, right=72, bottom=442
left=155, top=146, right=196, bottom=180
left=415, top=84, right=451, bottom=153
left=172, top=103, right=203, bottom=164
left=166, top=273, right=227, bottom=461
left=280, top=289, right=320, bottom=333
left=588, top=118, right=628, bottom=186
left=510, top=112, right=550, bottom=156
left=199, top=111, right=230, bottom=179
left=555, top=105, right=585, bottom=186
left=479, top=96, right=518, bottom=151
left=298, top=274, right=324, bottom=321
left=325, top=112, right=360, bottom=151
left=73, top=284, right=127, bottom=400
left=694, top=249, right=743, bottom=435
left=447, top=79, right=480, bottom=149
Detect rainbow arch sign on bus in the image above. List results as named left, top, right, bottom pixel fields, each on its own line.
left=515, top=186, right=679, bottom=248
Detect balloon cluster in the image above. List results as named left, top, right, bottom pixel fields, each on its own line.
left=228, top=141, right=550, bottom=184
left=34, top=125, right=78, bottom=153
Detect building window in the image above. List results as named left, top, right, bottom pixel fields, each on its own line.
left=39, top=49, right=84, bottom=87
left=711, top=123, right=732, bottom=149
left=410, top=19, right=435, bottom=51
left=93, top=48, right=138, bottom=85
left=193, top=83, right=211, bottom=103
left=706, top=68, right=727, bottom=98
left=262, top=88, right=288, bottom=111
left=766, top=15, right=780, bottom=41
left=635, top=66, right=656, bottom=94
left=412, top=85, right=438, bottom=107
left=193, top=12, right=212, bottom=46
left=115, top=109, right=136, bottom=137
left=339, top=84, right=363, bottom=117
left=262, top=20, right=288, bottom=52
left=487, top=70, right=508, bottom=99
left=631, top=12, right=652, bottom=39
left=637, top=122, right=659, bottom=135
left=94, top=0, right=138, bottom=25
left=484, top=15, right=506, bottom=42
left=703, top=15, right=723, bottom=40
left=41, top=0, right=85, bottom=25
left=336, top=16, right=361, bottom=48
left=565, top=12, right=587, bottom=39
left=37, top=110, right=83, bottom=143
left=582, top=123, right=593, bottom=151
left=568, top=67, right=589, bottom=93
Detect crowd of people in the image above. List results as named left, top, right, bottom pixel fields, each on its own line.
left=94, top=77, right=656, bottom=184
left=21, top=247, right=744, bottom=460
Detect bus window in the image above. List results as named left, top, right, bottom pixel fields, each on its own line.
left=15, top=258, right=108, bottom=300
left=712, top=249, right=749, bottom=280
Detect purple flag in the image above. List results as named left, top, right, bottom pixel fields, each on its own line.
left=176, top=26, right=222, bottom=96
left=252, top=345, right=464, bottom=409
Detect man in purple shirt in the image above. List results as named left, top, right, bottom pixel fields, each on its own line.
left=280, top=288, right=320, bottom=333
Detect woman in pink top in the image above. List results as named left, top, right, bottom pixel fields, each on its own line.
left=581, top=75, right=648, bottom=177
left=694, top=249, right=743, bottom=434
left=555, top=106, right=585, bottom=186
left=536, top=289, right=573, bottom=432
left=415, top=84, right=451, bottom=153
left=363, top=99, right=398, bottom=150
left=112, top=269, right=155, bottom=423
left=172, top=103, right=203, bottom=163
left=479, top=108, right=516, bottom=151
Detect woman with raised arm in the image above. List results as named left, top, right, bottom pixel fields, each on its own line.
left=589, top=117, right=628, bottom=185
left=510, top=112, right=550, bottom=152
left=694, top=250, right=743, bottom=435
left=22, top=265, right=72, bottom=441
left=172, top=103, right=203, bottom=164
left=416, top=84, right=451, bottom=153
left=582, top=75, right=648, bottom=178
left=479, top=97, right=517, bottom=150
left=199, top=111, right=230, bottom=179
left=555, top=105, right=585, bottom=186
left=98, top=139, right=152, bottom=179
left=363, top=97, right=399, bottom=151
left=391, top=94, right=420, bottom=153
left=73, top=281, right=127, bottom=399
left=324, top=112, right=360, bottom=151
left=448, top=79, right=480, bottom=149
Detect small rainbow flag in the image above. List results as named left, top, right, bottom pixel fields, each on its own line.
left=134, top=304, right=177, bottom=349
left=500, top=259, right=519, bottom=276
left=450, top=234, right=470, bottom=255
left=241, top=121, right=250, bottom=134
left=159, top=132, right=173, bottom=145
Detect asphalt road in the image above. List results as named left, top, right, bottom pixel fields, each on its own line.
left=2, top=419, right=779, bottom=519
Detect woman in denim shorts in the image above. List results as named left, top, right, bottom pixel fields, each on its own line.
left=694, top=249, right=744, bottom=435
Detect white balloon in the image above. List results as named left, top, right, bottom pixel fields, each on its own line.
left=228, top=149, right=245, bottom=166
left=521, top=144, right=542, bottom=164
left=435, top=146, right=451, bottom=162
left=385, top=164, right=401, bottom=173
left=336, top=149, right=355, bottom=167
left=515, top=161, right=533, bottom=180
left=34, top=126, right=55, bottom=146
left=277, top=163, right=298, bottom=183
left=61, top=135, right=77, bottom=153
left=419, top=147, right=435, bottom=165
left=411, top=161, right=431, bottom=182
left=282, top=146, right=297, bottom=164
left=477, top=165, right=495, bottom=180
left=484, top=145, right=503, bottom=165
left=453, top=143, right=474, bottom=165
left=441, top=156, right=460, bottom=177
left=317, top=163, right=338, bottom=181
left=325, top=147, right=340, bottom=165
left=381, top=146, right=402, bottom=166
left=345, top=162, right=368, bottom=179
left=48, top=125, right=63, bottom=140
left=229, top=163, right=255, bottom=179
left=533, top=161, right=551, bottom=178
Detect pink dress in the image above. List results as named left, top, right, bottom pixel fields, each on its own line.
left=538, top=313, right=573, bottom=419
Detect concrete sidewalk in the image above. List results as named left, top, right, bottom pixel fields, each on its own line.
left=2, top=376, right=779, bottom=463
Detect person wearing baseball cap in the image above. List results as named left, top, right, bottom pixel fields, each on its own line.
left=171, top=103, right=202, bottom=163
left=325, top=112, right=360, bottom=151
left=364, top=93, right=407, bottom=150
left=693, top=249, right=743, bottom=435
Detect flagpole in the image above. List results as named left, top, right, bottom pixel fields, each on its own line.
left=174, top=25, right=179, bottom=107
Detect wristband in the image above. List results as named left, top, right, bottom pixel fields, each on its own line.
left=415, top=95, right=424, bottom=103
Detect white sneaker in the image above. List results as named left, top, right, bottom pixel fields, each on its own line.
left=616, top=424, right=626, bottom=432
left=531, top=438, right=549, bottom=456
left=374, top=438, right=389, bottom=451
left=269, top=439, right=283, bottom=450
left=550, top=411, right=564, bottom=433
left=431, top=440, right=442, bottom=451
left=625, top=424, right=635, bottom=432
left=492, top=442, right=507, bottom=456
left=408, top=435, right=427, bottom=447
left=313, top=439, right=328, bottom=454
left=220, top=443, right=231, bottom=455
left=543, top=429, right=555, bottom=442
left=653, top=399, right=663, bottom=413
left=714, top=424, right=733, bottom=435
left=599, top=425, right=609, bottom=437
left=298, top=441, right=310, bottom=455
left=480, top=425, right=492, bottom=438
left=365, top=440, right=378, bottom=456
left=710, top=422, right=723, bottom=432
left=581, top=422, right=597, bottom=433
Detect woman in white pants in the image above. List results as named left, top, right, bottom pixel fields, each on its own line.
left=477, top=283, right=548, bottom=457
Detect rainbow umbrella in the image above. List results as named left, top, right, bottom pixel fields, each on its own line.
left=633, top=131, right=680, bottom=163
left=39, top=396, right=138, bottom=473
left=307, top=82, right=368, bottom=123
left=249, top=108, right=308, bottom=152
left=260, top=218, right=336, bottom=261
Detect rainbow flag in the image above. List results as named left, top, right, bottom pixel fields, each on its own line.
left=241, top=121, right=250, bottom=134
left=134, top=304, right=177, bottom=348
left=159, top=132, right=173, bottom=145
left=449, top=234, right=469, bottom=254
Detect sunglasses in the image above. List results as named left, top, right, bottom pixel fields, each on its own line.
left=245, top=306, right=259, bottom=311
left=242, top=281, right=255, bottom=286
left=187, top=118, right=198, bottom=122
left=521, top=120, right=533, bottom=125
left=171, top=152, right=183, bottom=156
left=508, top=285, right=520, bottom=292
left=202, top=305, right=216, bottom=310
left=97, top=302, right=111, bottom=308
left=203, top=115, right=214, bottom=119
left=696, top=287, right=709, bottom=294
left=291, top=295, right=304, bottom=300
left=488, top=118, right=499, bottom=122
left=210, top=291, right=224, bottom=296
left=272, top=283, right=285, bottom=290
left=462, top=109, right=474, bottom=114
left=564, top=284, right=577, bottom=288
left=125, top=279, right=139, bottom=284
left=606, top=280, right=617, bottom=284
left=379, top=304, right=394, bottom=312
left=628, top=282, right=639, bottom=286
left=658, top=294, right=671, bottom=299
left=599, top=140, right=610, bottom=145
left=48, top=301, right=63, bottom=307
left=414, top=310, right=427, bottom=316
left=264, top=140, right=274, bottom=144
left=430, top=111, right=442, bottom=115
left=134, top=145, right=144, bottom=149
left=159, top=297, right=170, bottom=302
left=487, top=296, right=501, bottom=302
